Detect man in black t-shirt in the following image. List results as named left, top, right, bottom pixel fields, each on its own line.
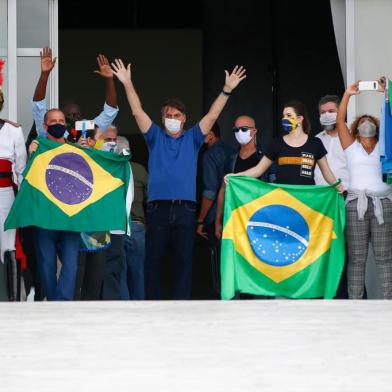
left=215, top=115, right=274, bottom=239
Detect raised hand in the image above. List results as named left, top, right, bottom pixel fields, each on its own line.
left=346, top=81, right=360, bottom=96
left=111, top=59, right=131, bottom=85
left=40, top=47, right=56, bottom=74
left=224, top=65, right=247, bottom=92
left=94, top=54, right=113, bottom=79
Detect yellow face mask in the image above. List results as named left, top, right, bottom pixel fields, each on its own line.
left=281, top=118, right=297, bottom=133
left=94, top=139, right=104, bottom=150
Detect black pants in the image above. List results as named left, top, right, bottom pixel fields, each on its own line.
left=101, top=234, right=125, bottom=300
left=75, top=250, right=107, bottom=300
left=145, top=201, right=196, bottom=300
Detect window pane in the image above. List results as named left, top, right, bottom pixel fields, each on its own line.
left=0, top=0, right=7, bottom=50
left=17, top=57, right=43, bottom=137
left=17, top=0, right=49, bottom=48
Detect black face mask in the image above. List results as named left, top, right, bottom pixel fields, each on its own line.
left=47, top=123, right=67, bottom=139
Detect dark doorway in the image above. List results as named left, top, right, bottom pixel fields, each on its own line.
left=59, top=0, right=345, bottom=299
left=59, top=0, right=344, bottom=150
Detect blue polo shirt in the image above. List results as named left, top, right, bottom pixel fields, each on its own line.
left=144, top=122, right=205, bottom=202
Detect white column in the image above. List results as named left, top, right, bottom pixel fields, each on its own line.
left=49, top=0, right=59, bottom=109
left=345, top=0, right=356, bottom=124
left=354, top=0, right=392, bottom=118
left=7, top=0, right=17, bottom=121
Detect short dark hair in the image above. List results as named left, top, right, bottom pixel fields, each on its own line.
left=210, top=123, right=221, bottom=138
left=161, top=99, right=186, bottom=116
left=318, top=95, right=340, bottom=109
left=283, top=100, right=311, bottom=134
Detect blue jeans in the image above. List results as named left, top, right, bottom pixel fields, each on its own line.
left=35, top=228, right=80, bottom=301
left=145, top=200, right=196, bottom=300
left=120, top=221, right=146, bottom=300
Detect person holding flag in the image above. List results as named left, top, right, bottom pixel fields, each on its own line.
left=225, top=100, right=343, bottom=190
left=221, top=101, right=345, bottom=299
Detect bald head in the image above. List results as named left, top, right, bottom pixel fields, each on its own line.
left=233, top=115, right=257, bottom=146
left=234, top=115, right=256, bottom=128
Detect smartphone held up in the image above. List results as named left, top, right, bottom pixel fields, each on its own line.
left=358, top=80, right=379, bottom=91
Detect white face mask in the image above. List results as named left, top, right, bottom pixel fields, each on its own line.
left=235, top=129, right=253, bottom=145
left=102, top=141, right=117, bottom=152
left=358, top=120, right=377, bottom=138
left=320, top=112, right=337, bottom=131
left=164, top=118, right=182, bottom=134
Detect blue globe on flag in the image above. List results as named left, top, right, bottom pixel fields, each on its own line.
left=246, top=205, right=309, bottom=266
left=46, top=153, right=94, bottom=205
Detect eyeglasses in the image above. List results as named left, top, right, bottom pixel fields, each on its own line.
left=232, top=126, right=254, bottom=133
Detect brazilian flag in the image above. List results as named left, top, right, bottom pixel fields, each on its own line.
left=221, top=177, right=345, bottom=299
left=5, top=138, right=133, bottom=232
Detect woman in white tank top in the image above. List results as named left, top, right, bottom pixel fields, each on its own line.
left=336, top=80, right=392, bottom=299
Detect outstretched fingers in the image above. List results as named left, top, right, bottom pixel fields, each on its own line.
left=40, top=47, right=52, bottom=59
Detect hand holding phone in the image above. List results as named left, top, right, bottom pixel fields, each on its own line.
left=358, top=81, right=379, bottom=91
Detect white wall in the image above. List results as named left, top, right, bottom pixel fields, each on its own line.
left=354, top=0, right=392, bottom=118
left=330, top=0, right=346, bottom=86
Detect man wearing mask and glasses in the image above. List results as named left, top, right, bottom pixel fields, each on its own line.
left=215, top=115, right=275, bottom=240
left=111, top=58, right=246, bottom=300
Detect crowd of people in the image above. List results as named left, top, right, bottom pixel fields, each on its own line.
left=0, top=47, right=391, bottom=301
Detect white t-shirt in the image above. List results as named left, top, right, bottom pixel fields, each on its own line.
left=344, top=140, right=390, bottom=192
left=314, top=130, right=349, bottom=189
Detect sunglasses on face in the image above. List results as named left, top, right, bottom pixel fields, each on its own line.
left=232, top=126, right=254, bottom=133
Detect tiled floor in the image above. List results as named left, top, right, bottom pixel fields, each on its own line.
left=1, top=300, right=391, bottom=391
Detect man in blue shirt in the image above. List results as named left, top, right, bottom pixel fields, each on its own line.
left=112, top=58, right=246, bottom=299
